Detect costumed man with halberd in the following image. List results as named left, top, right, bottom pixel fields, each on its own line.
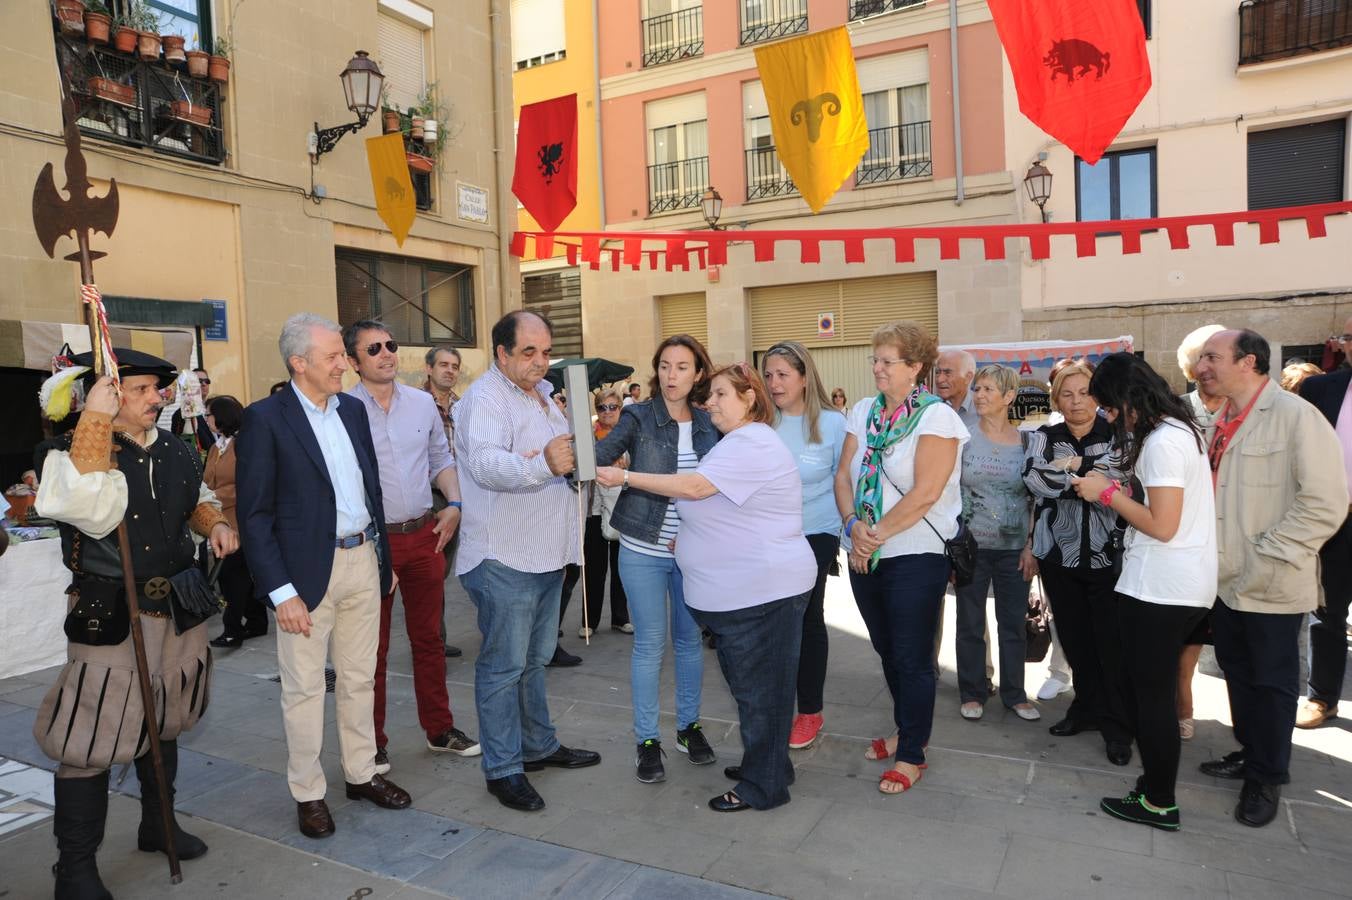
left=31, top=349, right=239, bottom=900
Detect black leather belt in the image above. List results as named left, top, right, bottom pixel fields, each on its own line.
left=386, top=511, right=432, bottom=535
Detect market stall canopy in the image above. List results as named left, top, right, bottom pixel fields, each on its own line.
left=0, top=319, right=195, bottom=372
left=545, top=357, right=635, bottom=394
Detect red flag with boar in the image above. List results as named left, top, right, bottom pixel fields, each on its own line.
left=512, top=94, right=578, bottom=233
left=988, top=0, right=1151, bottom=165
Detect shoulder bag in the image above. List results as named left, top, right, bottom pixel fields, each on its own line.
left=879, top=467, right=979, bottom=587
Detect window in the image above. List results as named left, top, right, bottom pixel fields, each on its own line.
left=743, top=81, right=795, bottom=199
left=142, top=0, right=213, bottom=48
left=646, top=94, right=709, bottom=213
left=1075, top=147, right=1157, bottom=221
left=740, top=0, right=807, bottom=45
left=855, top=51, right=932, bottom=184
left=377, top=4, right=431, bottom=112
left=335, top=249, right=475, bottom=347
left=511, top=0, right=566, bottom=69
left=522, top=269, right=582, bottom=357
left=1247, top=119, right=1346, bottom=210
left=642, top=0, right=703, bottom=67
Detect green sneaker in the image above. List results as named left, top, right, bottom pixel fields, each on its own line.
left=676, top=722, right=716, bottom=765
left=1100, top=791, right=1180, bottom=831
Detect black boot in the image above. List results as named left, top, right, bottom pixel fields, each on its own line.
left=52, top=772, right=114, bottom=900
left=135, top=741, right=208, bottom=860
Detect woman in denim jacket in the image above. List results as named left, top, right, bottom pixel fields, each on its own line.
left=595, top=334, right=720, bottom=785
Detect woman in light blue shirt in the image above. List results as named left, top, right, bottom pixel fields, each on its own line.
left=763, top=341, right=847, bottom=751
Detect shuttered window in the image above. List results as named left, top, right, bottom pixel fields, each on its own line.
left=377, top=12, right=427, bottom=112
left=658, top=293, right=709, bottom=348
left=1247, top=119, right=1346, bottom=211
left=335, top=249, right=475, bottom=347
left=522, top=268, right=583, bottom=357
left=748, top=273, right=937, bottom=350
left=511, top=0, right=567, bottom=68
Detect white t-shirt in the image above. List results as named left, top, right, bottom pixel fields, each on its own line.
left=1115, top=418, right=1217, bottom=608
left=844, top=398, right=970, bottom=558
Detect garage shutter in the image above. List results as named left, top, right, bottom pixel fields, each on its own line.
left=659, top=292, right=708, bottom=348
left=748, top=273, right=937, bottom=350
left=804, top=345, right=877, bottom=413
left=377, top=12, right=426, bottom=112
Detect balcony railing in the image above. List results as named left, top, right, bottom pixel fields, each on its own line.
left=745, top=146, right=798, bottom=200
left=741, top=0, right=808, bottom=45
left=647, top=156, right=709, bottom=214
left=54, top=36, right=226, bottom=166
left=848, top=0, right=925, bottom=21
left=1239, top=0, right=1352, bottom=65
left=643, top=6, right=704, bottom=67
left=856, top=121, right=933, bottom=185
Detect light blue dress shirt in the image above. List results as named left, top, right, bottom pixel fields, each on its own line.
left=268, top=383, right=372, bottom=607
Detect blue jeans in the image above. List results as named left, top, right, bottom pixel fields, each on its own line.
left=688, top=592, right=809, bottom=810
left=618, top=547, right=703, bottom=742
left=460, top=559, right=562, bottom=780
left=850, top=553, right=950, bottom=766
left=955, top=549, right=1031, bottom=708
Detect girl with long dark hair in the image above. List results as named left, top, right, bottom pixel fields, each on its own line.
left=1070, top=353, right=1217, bottom=832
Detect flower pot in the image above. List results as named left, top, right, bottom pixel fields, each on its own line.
left=423, top=119, right=438, bottom=143
left=88, top=76, right=136, bottom=107
left=162, top=34, right=186, bottom=64
left=168, top=99, right=212, bottom=126
left=410, top=116, right=424, bottom=140
left=112, top=25, right=137, bottom=53
left=185, top=49, right=209, bottom=77
left=208, top=55, right=230, bottom=84
left=406, top=152, right=434, bottom=174
left=382, top=109, right=402, bottom=134
left=136, top=30, right=161, bottom=61
left=84, top=10, right=111, bottom=44
left=55, top=0, right=86, bottom=35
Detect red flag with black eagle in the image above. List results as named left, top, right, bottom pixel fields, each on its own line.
left=512, top=94, right=578, bottom=232
left=988, top=0, right=1151, bottom=165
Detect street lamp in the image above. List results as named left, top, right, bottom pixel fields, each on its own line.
left=311, top=51, right=385, bottom=161
left=1023, top=159, right=1053, bottom=223
left=700, top=187, right=725, bottom=230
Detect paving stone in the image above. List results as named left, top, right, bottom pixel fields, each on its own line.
left=1225, top=870, right=1350, bottom=900
left=602, top=866, right=773, bottom=899
left=540, top=808, right=733, bottom=877
left=279, top=802, right=483, bottom=882
left=177, top=767, right=350, bottom=842
left=415, top=778, right=579, bottom=841
left=1150, top=819, right=1351, bottom=897
left=994, top=832, right=1227, bottom=898
left=0, top=706, right=49, bottom=770
left=409, top=830, right=635, bottom=898
left=954, top=793, right=1152, bottom=856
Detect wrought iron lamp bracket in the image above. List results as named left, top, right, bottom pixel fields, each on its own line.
left=313, top=115, right=368, bottom=158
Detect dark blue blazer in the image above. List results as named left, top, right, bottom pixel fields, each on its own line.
left=235, top=385, right=393, bottom=611
left=1299, top=368, right=1352, bottom=429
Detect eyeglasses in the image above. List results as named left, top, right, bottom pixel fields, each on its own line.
left=198, top=378, right=210, bottom=385
left=597, top=403, right=619, bottom=412
left=363, top=340, right=399, bottom=357
left=868, top=356, right=911, bottom=368
left=1339, top=335, right=1352, bottom=344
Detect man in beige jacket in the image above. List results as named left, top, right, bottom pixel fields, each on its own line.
left=1193, top=329, right=1347, bottom=828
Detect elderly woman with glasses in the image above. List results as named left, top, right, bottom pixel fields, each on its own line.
left=834, top=321, right=969, bottom=796
left=575, top=391, right=630, bottom=635
left=762, top=342, right=848, bottom=750
left=597, top=364, right=815, bottom=812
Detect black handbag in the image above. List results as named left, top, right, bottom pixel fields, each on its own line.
left=64, top=578, right=131, bottom=646
left=879, top=469, right=980, bottom=587
left=167, top=559, right=225, bottom=635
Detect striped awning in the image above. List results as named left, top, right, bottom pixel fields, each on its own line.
left=0, top=320, right=196, bottom=372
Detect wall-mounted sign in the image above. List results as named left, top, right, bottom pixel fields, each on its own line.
left=817, top=312, right=835, bottom=338
left=203, top=300, right=228, bottom=341
left=457, top=182, right=490, bottom=224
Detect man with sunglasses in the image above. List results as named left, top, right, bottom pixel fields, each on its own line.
left=344, top=321, right=480, bottom=775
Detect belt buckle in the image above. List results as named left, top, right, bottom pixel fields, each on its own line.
left=145, top=577, right=172, bottom=600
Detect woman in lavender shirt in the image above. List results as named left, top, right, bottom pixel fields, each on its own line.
left=597, top=365, right=815, bottom=813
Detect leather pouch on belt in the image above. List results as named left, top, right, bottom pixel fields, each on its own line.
left=65, top=579, right=131, bottom=646
left=167, top=566, right=224, bottom=635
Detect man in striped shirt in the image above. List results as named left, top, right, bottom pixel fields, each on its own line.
left=452, top=311, right=601, bottom=812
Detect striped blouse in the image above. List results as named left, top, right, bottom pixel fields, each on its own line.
left=1022, top=417, right=1126, bottom=570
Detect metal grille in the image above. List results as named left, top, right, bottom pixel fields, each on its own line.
left=856, top=121, right=932, bottom=185
left=523, top=269, right=583, bottom=358
left=1239, top=0, right=1352, bottom=64
left=642, top=7, right=704, bottom=67
left=54, top=34, right=226, bottom=166
left=745, top=147, right=798, bottom=200
left=740, top=0, right=808, bottom=45
left=847, top=0, right=925, bottom=21
left=647, top=156, right=709, bottom=214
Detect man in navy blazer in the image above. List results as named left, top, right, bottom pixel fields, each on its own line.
left=236, top=313, right=411, bottom=840
left=1296, top=329, right=1352, bottom=730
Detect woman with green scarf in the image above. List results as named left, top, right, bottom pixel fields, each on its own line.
left=833, top=321, right=970, bottom=796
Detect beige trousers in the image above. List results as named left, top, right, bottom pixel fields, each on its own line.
left=276, top=542, right=380, bottom=802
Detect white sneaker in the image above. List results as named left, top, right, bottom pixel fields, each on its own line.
left=1013, top=703, right=1042, bottom=722
left=1037, top=677, right=1071, bottom=701
left=578, top=626, right=594, bottom=639
left=960, top=702, right=984, bottom=720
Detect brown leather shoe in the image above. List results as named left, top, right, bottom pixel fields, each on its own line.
left=344, top=774, right=411, bottom=809
left=1295, top=698, right=1338, bottom=729
left=297, top=800, right=334, bottom=838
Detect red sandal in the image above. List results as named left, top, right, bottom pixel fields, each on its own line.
left=866, top=737, right=929, bottom=768
left=879, top=767, right=922, bottom=794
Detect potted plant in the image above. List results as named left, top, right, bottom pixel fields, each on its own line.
left=380, top=85, right=401, bottom=133
left=208, top=35, right=231, bottom=83
left=126, top=2, right=161, bottom=61
left=54, top=0, right=86, bottom=36
left=406, top=151, right=434, bottom=174
left=83, top=1, right=111, bottom=44
left=111, top=9, right=138, bottom=53
left=162, top=33, right=187, bottom=64
left=415, top=83, right=450, bottom=159
left=409, top=113, right=424, bottom=141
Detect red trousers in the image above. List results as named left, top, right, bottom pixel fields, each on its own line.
left=374, top=519, right=455, bottom=747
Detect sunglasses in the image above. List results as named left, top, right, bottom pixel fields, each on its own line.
left=363, top=340, right=399, bottom=357
left=198, top=378, right=211, bottom=385
left=597, top=403, right=620, bottom=412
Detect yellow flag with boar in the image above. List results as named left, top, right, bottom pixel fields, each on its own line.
left=366, top=132, right=416, bottom=245
left=754, top=26, right=869, bottom=214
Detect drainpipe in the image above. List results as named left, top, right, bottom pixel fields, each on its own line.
left=593, top=0, right=607, bottom=228
left=489, top=0, right=518, bottom=316
left=949, top=0, right=965, bottom=205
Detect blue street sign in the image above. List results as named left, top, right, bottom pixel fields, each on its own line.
left=204, top=299, right=227, bottom=341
